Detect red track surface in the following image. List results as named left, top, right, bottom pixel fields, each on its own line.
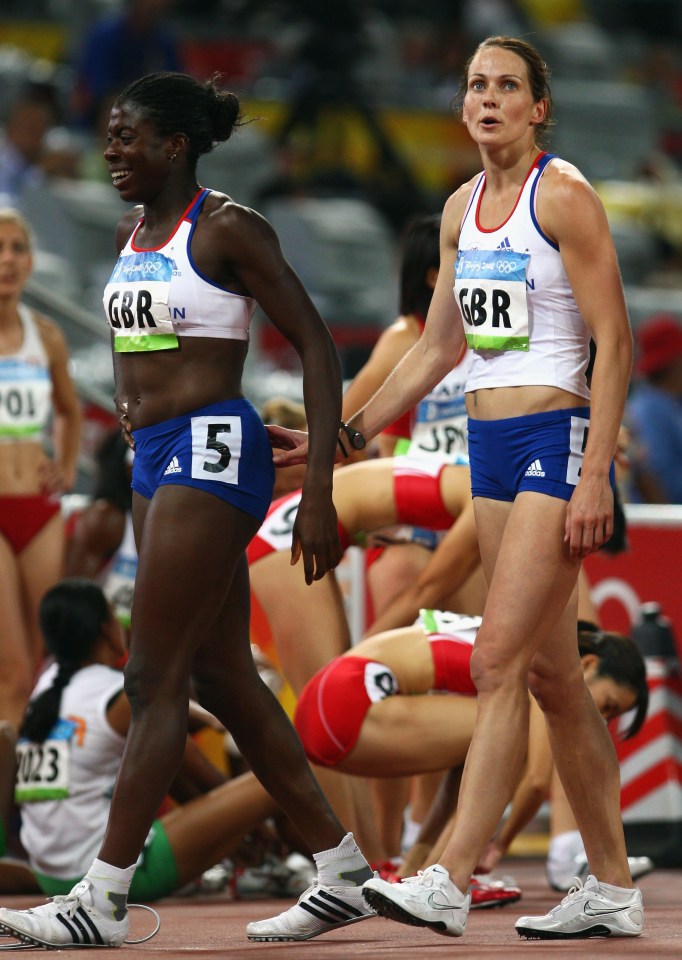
left=1, top=859, right=679, bottom=957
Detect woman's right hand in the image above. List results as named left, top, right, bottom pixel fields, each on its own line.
left=266, top=424, right=310, bottom=466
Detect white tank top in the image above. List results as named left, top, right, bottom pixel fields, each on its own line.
left=17, top=663, right=126, bottom=880
left=0, top=304, right=52, bottom=443
left=455, top=153, right=591, bottom=399
left=103, top=189, right=255, bottom=353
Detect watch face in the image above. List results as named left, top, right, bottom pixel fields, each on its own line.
left=352, top=432, right=366, bottom=450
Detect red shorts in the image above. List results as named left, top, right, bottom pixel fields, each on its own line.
left=429, top=637, right=476, bottom=695
left=0, top=494, right=61, bottom=554
left=294, top=636, right=476, bottom=767
left=294, top=656, right=398, bottom=767
left=393, top=459, right=453, bottom=530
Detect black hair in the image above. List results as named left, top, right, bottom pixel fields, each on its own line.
left=455, top=35, right=555, bottom=148
left=399, top=213, right=441, bottom=318
left=20, top=580, right=111, bottom=744
left=116, top=71, right=243, bottom=165
left=578, top=628, right=648, bottom=739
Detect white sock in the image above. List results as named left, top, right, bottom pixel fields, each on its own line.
left=313, top=833, right=373, bottom=887
left=401, top=815, right=421, bottom=853
left=84, top=859, right=136, bottom=920
left=597, top=879, right=637, bottom=903
left=547, top=830, right=584, bottom=865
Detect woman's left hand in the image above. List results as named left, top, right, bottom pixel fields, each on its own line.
left=565, top=474, right=613, bottom=558
left=290, top=489, right=343, bottom=584
left=39, top=457, right=72, bottom=495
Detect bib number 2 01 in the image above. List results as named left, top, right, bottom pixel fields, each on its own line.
left=191, top=415, right=242, bottom=485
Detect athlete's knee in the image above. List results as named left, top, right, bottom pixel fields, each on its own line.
left=527, top=661, right=580, bottom=713
left=123, top=654, right=187, bottom=713
left=469, top=640, right=523, bottom=694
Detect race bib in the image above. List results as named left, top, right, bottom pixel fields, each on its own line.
left=190, top=415, right=243, bottom=485
left=566, top=415, right=590, bottom=486
left=364, top=662, right=399, bottom=703
left=104, top=252, right=179, bottom=352
left=257, top=493, right=302, bottom=553
left=455, top=249, right=530, bottom=352
left=15, top=719, right=76, bottom=803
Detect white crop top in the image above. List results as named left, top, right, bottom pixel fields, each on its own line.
left=103, top=189, right=255, bottom=353
left=455, top=153, right=591, bottom=399
left=0, top=304, right=52, bottom=443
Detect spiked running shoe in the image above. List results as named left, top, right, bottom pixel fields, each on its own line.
left=245, top=878, right=376, bottom=941
left=516, top=874, right=644, bottom=939
left=0, top=879, right=160, bottom=949
left=548, top=853, right=655, bottom=892
left=469, top=874, right=522, bottom=909
left=362, top=864, right=470, bottom=937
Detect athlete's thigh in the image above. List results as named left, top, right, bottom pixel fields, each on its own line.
left=475, top=492, right=581, bottom=663
left=345, top=695, right=478, bottom=777
left=130, top=484, right=260, bottom=658
left=0, top=537, right=30, bottom=669
left=18, top=514, right=64, bottom=653
left=252, top=553, right=351, bottom=693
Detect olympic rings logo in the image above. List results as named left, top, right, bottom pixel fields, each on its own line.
left=122, top=260, right=164, bottom=276
left=496, top=260, right=518, bottom=273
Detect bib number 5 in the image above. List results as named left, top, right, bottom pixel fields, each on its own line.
left=191, top=415, right=242, bottom=485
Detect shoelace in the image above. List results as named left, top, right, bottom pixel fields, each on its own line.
left=399, top=870, right=436, bottom=888
left=46, top=894, right=160, bottom=946
left=561, top=877, right=588, bottom=904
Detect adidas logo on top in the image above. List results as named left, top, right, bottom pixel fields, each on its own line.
left=496, top=236, right=511, bottom=250
left=164, top=456, right=182, bottom=476
left=525, top=459, right=545, bottom=477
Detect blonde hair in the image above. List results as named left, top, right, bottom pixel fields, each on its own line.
left=261, top=396, right=307, bottom=430
left=0, top=207, right=35, bottom=251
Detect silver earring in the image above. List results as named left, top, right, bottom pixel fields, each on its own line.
left=170, top=153, right=177, bottom=161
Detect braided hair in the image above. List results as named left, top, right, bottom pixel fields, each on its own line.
left=578, top=624, right=648, bottom=739
left=20, top=579, right=111, bottom=744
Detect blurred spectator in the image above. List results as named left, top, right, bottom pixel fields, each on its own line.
left=0, top=88, right=80, bottom=204
left=626, top=313, right=682, bottom=503
left=70, top=0, right=183, bottom=131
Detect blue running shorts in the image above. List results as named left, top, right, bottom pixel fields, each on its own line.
left=131, top=398, right=274, bottom=523
left=467, top=406, right=614, bottom=502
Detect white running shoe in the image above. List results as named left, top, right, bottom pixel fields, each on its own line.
left=0, top=879, right=159, bottom=949
left=362, top=864, right=470, bottom=938
left=548, top=852, right=655, bottom=892
left=516, top=874, right=644, bottom=939
left=245, top=878, right=376, bottom=941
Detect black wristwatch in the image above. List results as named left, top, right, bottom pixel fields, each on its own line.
left=338, top=420, right=366, bottom=457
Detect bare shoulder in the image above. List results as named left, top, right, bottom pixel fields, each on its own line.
left=32, top=311, right=68, bottom=361
left=443, top=173, right=480, bottom=240
left=201, top=190, right=275, bottom=240
left=537, top=158, right=607, bottom=240
left=114, top=205, right=143, bottom=252
left=539, top=158, right=602, bottom=210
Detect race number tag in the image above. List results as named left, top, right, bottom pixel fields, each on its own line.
left=191, top=415, right=242, bottom=485
left=566, top=416, right=589, bottom=486
left=104, top=252, right=179, bottom=352
left=364, top=662, right=399, bottom=703
left=455, top=249, right=530, bottom=351
left=15, top=719, right=76, bottom=803
left=257, top=493, right=303, bottom=553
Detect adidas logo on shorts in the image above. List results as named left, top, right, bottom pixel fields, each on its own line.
left=164, top=456, right=182, bottom=476
left=524, top=459, right=545, bottom=477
